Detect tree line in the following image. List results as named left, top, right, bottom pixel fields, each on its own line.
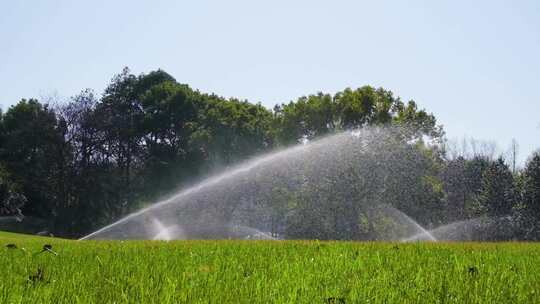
left=0, top=68, right=539, bottom=240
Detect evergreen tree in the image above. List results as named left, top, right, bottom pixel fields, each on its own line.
left=522, top=152, right=540, bottom=239
left=477, top=157, right=516, bottom=217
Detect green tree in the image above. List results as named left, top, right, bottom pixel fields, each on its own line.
left=274, top=86, right=442, bottom=145
left=196, top=95, right=273, bottom=165
left=97, top=68, right=144, bottom=210
left=273, top=92, right=335, bottom=144
left=440, top=156, right=492, bottom=221
left=477, top=157, right=516, bottom=217
left=0, top=99, right=66, bottom=220
left=521, top=151, right=540, bottom=239
left=94, top=68, right=176, bottom=214
left=140, top=81, right=199, bottom=193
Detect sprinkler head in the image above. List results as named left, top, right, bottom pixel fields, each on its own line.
left=38, top=244, right=58, bottom=256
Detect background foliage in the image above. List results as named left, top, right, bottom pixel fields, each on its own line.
left=0, top=68, right=538, bottom=239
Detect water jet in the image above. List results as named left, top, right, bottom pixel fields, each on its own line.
left=81, top=127, right=445, bottom=241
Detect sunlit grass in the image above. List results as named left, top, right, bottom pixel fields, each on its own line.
left=1, top=232, right=539, bottom=303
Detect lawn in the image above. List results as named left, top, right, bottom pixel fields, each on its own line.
left=1, top=231, right=539, bottom=303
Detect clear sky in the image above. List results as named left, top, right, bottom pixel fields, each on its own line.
left=1, top=0, right=539, bottom=164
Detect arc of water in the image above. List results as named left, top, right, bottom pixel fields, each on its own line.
left=384, top=207, right=437, bottom=241
left=80, top=129, right=442, bottom=241
left=402, top=217, right=498, bottom=242
left=80, top=142, right=312, bottom=240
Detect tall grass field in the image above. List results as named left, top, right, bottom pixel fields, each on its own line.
left=1, top=231, right=539, bottom=303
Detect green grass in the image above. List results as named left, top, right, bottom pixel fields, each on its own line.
left=1, top=231, right=539, bottom=303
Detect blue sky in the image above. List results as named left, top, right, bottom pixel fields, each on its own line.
left=1, top=1, right=539, bottom=164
